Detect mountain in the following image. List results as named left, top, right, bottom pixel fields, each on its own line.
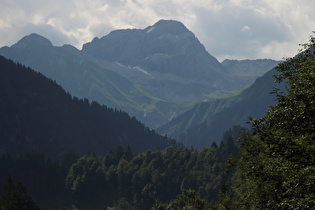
left=0, top=20, right=277, bottom=129
left=0, top=56, right=177, bottom=159
left=82, top=20, right=233, bottom=92
left=157, top=67, right=286, bottom=149
left=221, top=59, right=280, bottom=89
left=0, top=33, right=177, bottom=128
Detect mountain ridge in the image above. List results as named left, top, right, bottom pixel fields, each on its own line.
left=0, top=19, right=279, bottom=129
left=12, top=33, right=53, bottom=49
left=0, top=55, right=177, bottom=159
left=82, top=19, right=228, bottom=89
left=157, top=68, right=286, bottom=149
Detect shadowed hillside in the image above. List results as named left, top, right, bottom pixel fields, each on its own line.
left=0, top=56, right=177, bottom=159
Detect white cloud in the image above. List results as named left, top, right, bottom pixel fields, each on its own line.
left=0, top=0, right=314, bottom=60
left=0, top=19, right=12, bottom=29
left=241, top=26, right=251, bottom=32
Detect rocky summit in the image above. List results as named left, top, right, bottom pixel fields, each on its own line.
left=0, top=20, right=277, bottom=129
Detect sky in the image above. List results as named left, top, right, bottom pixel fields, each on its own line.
left=0, top=0, right=314, bottom=61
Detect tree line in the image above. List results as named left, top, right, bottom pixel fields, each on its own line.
left=1, top=36, right=314, bottom=209
left=0, top=55, right=178, bottom=160
left=0, top=134, right=238, bottom=209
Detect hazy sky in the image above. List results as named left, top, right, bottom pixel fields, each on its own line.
left=1, top=0, right=314, bottom=61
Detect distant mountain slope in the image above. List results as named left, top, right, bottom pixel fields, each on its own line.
left=0, top=20, right=278, bottom=129
left=0, top=56, right=176, bottom=159
left=82, top=20, right=232, bottom=91
left=221, top=59, right=280, bottom=89
left=157, top=68, right=286, bottom=149
left=0, top=33, right=176, bottom=128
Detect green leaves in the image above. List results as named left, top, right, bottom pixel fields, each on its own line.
left=225, top=35, right=315, bottom=209
left=0, top=177, right=40, bottom=210
left=152, top=189, right=211, bottom=210
left=64, top=141, right=238, bottom=209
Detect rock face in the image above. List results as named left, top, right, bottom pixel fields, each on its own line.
left=82, top=20, right=237, bottom=108
left=82, top=20, right=229, bottom=90
left=0, top=20, right=278, bottom=130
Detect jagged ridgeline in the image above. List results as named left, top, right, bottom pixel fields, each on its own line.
left=0, top=56, right=177, bottom=159
left=0, top=20, right=277, bottom=130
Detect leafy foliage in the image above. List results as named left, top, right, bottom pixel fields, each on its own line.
left=65, top=140, right=238, bottom=210
left=152, top=189, right=212, bottom=210
left=0, top=176, right=40, bottom=210
left=219, top=36, right=315, bottom=209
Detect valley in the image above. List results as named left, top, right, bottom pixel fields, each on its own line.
left=0, top=20, right=278, bottom=144
left=3, top=19, right=308, bottom=210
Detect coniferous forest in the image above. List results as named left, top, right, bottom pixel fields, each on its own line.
left=0, top=135, right=238, bottom=209
left=0, top=55, right=178, bottom=159
left=1, top=34, right=315, bottom=209
left=0, top=55, right=238, bottom=209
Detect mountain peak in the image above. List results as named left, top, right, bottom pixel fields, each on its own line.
left=81, top=19, right=226, bottom=87
left=153, top=19, right=186, bottom=27
left=145, top=19, right=189, bottom=35
left=12, top=33, right=52, bottom=49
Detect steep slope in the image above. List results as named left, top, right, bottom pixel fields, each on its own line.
left=0, top=21, right=236, bottom=128
left=221, top=59, right=280, bottom=89
left=82, top=20, right=232, bottom=91
left=82, top=20, right=237, bottom=108
left=0, top=56, right=176, bottom=159
left=158, top=68, right=286, bottom=149
left=0, top=20, right=273, bottom=129
left=0, top=33, right=175, bottom=128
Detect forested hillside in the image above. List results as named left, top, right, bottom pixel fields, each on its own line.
left=0, top=33, right=174, bottom=129
left=216, top=36, right=315, bottom=209
left=1, top=23, right=314, bottom=210
left=158, top=67, right=286, bottom=149
left=0, top=20, right=276, bottom=129
left=0, top=56, right=176, bottom=159
left=0, top=135, right=238, bottom=209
